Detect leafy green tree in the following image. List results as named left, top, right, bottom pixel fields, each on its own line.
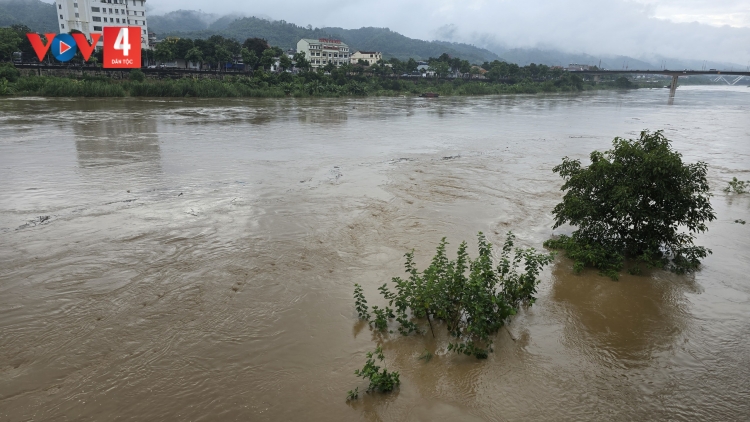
left=10, top=24, right=35, bottom=58
left=153, top=41, right=175, bottom=64
left=322, top=62, right=336, bottom=73
left=184, top=47, right=203, bottom=69
left=194, top=39, right=213, bottom=66
left=428, top=61, right=450, bottom=78
left=292, top=51, right=310, bottom=71
left=0, top=27, right=22, bottom=62
left=545, top=130, right=716, bottom=278
left=260, top=48, right=276, bottom=70
left=174, top=38, right=194, bottom=68
left=242, top=37, right=269, bottom=56
left=459, top=60, right=471, bottom=74
left=214, top=46, right=232, bottom=70
left=405, top=58, right=418, bottom=73
left=241, top=48, right=258, bottom=70
left=279, top=54, right=292, bottom=71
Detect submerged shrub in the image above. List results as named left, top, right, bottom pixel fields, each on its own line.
left=354, top=232, right=553, bottom=359
left=723, top=177, right=748, bottom=194
left=348, top=346, right=400, bottom=400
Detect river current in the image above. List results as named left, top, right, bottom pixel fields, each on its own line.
left=1, top=87, right=749, bottom=421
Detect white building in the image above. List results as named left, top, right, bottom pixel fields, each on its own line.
left=297, top=38, right=350, bottom=69
left=55, top=0, right=149, bottom=49
left=350, top=51, right=382, bottom=66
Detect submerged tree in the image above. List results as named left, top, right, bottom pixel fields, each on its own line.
left=545, top=130, right=716, bottom=279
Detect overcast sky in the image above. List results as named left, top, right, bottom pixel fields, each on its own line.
left=143, top=0, right=750, bottom=64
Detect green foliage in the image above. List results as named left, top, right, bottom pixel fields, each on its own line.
left=614, top=76, right=634, bottom=89
left=260, top=48, right=276, bottom=70
left=346, top=387, right=359, bottom=401
left=154, top=39, right=177, bottom=63
left=370, top=305, right=394, bottom=333
left=0, top=62, right=20, bottom=82
left=240, top=48, right=257, bottom=70
left=354, top=283, right=370, bottom=320
left=5, top=57, right=635, bottom=99
left=0, top=77, right=12, bottom=95
left=418, top=350, right=433, bottom=362
left=547, top=130, right=716, bottom=278
left=14, top=76, right=125, bottom=97
left=242, top=37, right=269, bottom=57
left=723, top=177, right=748, bottom=194
left=544, top=235, right=623, bottom=280
left=129, top=69, right=145, bottom=82
left=292, top=51, right=310, bottom=71
left=351, top=347, right=400, bottom=397
left=0, top=27, right=22, bottom=62
left=357, top=232, right=553, bottom=359
left=184, top=47, right=203, bottom=66
left=279, top=54, right=292, bottom=71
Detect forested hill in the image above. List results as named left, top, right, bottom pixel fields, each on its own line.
left=317, top=26, right=500, bottom=63
left=0, top=0, right=57, bottom=33
left=159, top=16, right=502, bottom=63
left=148, top=10, right=238, bottom=34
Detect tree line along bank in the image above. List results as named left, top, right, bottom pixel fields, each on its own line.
left=1, top=25, right=639, bottom=97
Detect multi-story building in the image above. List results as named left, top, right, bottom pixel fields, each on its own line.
left=297, top=38, right=350, bottom=68
left=350, top=51, right=382, bottom=66
left=55, top=0, right=149, bottom=49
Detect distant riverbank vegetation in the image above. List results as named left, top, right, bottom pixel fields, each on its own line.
left=0, top=30, right=643, bottom=98
left=1, top=65, right=642, bottom=98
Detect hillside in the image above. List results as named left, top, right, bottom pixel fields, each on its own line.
left=148, top=10, right=238, bottom=34
left=0, top=0, right=57, bottom=33
left=157, top=16, right=502, bottom=63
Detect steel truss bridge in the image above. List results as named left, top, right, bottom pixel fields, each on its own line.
left=573, top=70, right=750, bottom=102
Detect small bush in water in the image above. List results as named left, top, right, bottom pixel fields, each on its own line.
left=354, top=232, right=553, bottom=359
left=723, top=177, right=749, bottom=194
left=348, top=346, right=400, bottom=400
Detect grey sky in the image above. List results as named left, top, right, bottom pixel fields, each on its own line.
left=147, top=0, right=750, bottom=64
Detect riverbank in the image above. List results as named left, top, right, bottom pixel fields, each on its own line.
left=0, top=67, right=649, bottom=98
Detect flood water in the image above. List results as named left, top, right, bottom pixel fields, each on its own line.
left=1, top=86, right=749, bottom=421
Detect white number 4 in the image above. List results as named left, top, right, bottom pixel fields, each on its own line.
left=114, top=28, right=131, bottom=57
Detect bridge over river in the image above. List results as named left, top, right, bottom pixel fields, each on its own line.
left=573, top=69, right=750, bottom=102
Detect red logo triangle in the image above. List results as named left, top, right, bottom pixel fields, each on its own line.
left=59, top=40, right=72, bottom=55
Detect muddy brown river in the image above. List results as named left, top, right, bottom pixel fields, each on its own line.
left=1, top=87, right=749, bottom=421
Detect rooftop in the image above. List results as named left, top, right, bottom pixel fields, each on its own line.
left=299, top=38, right=349, bottom=46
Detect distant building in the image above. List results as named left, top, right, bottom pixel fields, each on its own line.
left=566, top=63, right=591, bottom=71
left=55, top=0, right=150, bottom=49
left=350, top=51, right=382, bottom=66
left=470, top=66, right=487, bottom=75
left=297, top=38, right=350, bottom=68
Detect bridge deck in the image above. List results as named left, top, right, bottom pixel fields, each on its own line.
left=574, top=70, right=750, bottom=76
